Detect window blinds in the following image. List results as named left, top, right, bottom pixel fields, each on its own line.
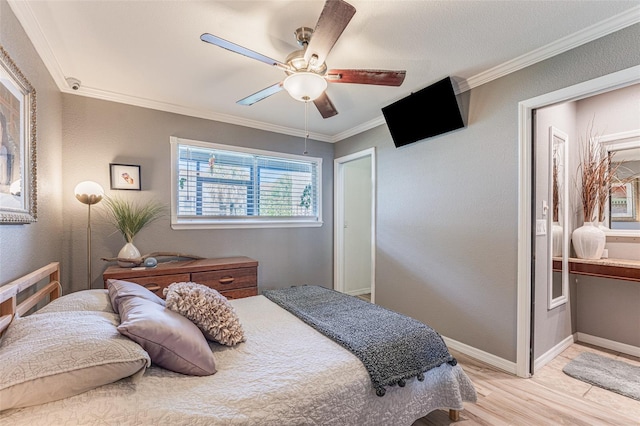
left=174, top=141, right=321, bottom=226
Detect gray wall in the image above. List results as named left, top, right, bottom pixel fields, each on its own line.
left=335, top=24, right=640, bottom=362
left=577, top=277, right=640, bottom=347
left=0, top=0, right=64, bottom=285
left=62, top=96, right=334, bottom=293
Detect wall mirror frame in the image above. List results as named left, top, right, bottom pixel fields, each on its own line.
left=0, top=46, right=37, bottom=224
left=548, top=126, right=569, bottom=309
left=598, top=129, right=640, bottom=237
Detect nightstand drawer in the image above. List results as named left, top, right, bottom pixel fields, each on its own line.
left=192, top=267, right=257, bottom=292
left=117, top=273, right=190, bottom=298
left=103, top=257, right=259, bottom=300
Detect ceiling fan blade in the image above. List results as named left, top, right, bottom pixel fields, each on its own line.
left=326, top=69, right=406, bottom=86
left=201, top=33, right=290, bottom=71
left=304, top=0, right=356, bottom=67
left=313, top=92, right=338, bottom=119
left=237, top=82, right=284, bottom=106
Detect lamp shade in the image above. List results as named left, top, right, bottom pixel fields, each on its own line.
left=283, top=72, right=327, bottom=102
left=74, top=181, right=104, bottom=205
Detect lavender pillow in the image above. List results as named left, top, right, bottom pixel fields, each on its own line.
left=107, top=279, right=165, bottom=314
left=116, top=296, right=216, bottom=376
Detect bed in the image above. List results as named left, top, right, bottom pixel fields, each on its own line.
left=0, top=262, right=476, bottom=425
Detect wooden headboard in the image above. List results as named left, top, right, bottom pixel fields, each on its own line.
left=0, top=262, right=62, bottom=334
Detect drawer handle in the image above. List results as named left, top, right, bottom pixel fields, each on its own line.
left=143, top=283, right=161, bottom=292
left=218, top=277, right=235, bottom=285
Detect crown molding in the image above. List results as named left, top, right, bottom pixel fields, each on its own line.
left=9, top=0, right=640, bottom=143
left=64, top=85, right=334, bottom=143
left=456, top=5, right=640, bottom=94
left=8, top=0, right=67, bottom=87
left=331, top=116, right=386, bottom=143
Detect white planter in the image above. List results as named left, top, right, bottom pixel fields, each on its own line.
left=118, top=242, right=141, bottom=267
left=571, top=222, right=606, bottom=260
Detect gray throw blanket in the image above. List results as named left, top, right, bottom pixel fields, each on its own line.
left=262, top=285, right=456, bottom=396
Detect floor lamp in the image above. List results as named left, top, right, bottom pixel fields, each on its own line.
left=74, top=181, right=104, bottom=289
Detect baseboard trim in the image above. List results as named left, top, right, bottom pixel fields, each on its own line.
left=345, top=288, right=370, bottom=296
left=577, top=333, right=640, bottom=358
left=442, top=336, right=517, bottom=375
left=533, top=334, right=576, bottom=373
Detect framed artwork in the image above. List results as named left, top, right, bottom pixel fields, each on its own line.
left=610, top=181, right=637, bottom=221
left=110, top=163, right=141, bottom=190
left=0, top=46, right=37, bottom=224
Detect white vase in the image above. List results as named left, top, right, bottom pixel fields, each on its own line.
left=571, top=222, right=605, bottom=260
left=552, top=222, right=563, bottom=257
left=118, top=242, right=141, bottom=267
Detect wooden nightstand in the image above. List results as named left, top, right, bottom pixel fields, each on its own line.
left=103, top=257, right=258, bottom=300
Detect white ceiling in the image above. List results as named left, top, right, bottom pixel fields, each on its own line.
left=8, top=1, right=640, bottom=142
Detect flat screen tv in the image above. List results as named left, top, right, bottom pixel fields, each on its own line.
left=381, top=76, right=465, bottom=148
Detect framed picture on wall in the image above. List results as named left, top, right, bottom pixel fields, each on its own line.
left=110, top=163, right=141, bottom=190
left=611, top=181, right=637, bottom=221
left=0, top=46, right=37, bottom=224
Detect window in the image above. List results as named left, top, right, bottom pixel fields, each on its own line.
left=170, top=137, right=322, bottom=229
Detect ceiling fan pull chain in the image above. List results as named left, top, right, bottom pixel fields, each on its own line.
left=304, top=100, right=309, bottom=155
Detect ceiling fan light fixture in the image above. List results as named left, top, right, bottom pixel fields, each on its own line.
left=283, top=72, right=327, bottom=102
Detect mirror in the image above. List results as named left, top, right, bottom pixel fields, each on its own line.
left=599, top=130, right=640, bottom=236
left=549, top=127, right=569, bottom=309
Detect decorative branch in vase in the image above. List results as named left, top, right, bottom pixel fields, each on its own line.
left=576, top=130, right=602, bottom=224
left=551, top=147, right=562, bottom=257
left=573, top=121, right=615, bottom=259
left=552, top=156, right=559, bottom=223
left=102, top=195, right=165, bottom=267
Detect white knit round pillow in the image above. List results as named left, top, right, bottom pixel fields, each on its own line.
left=164, top=282, right=245, bottom=346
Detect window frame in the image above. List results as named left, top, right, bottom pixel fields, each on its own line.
left=170, top=136, right=323, bottom=229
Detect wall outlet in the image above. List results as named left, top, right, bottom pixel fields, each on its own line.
left=536, top=219, right=547, bottom=236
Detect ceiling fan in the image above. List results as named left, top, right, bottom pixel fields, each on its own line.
left=200, top=0, right=406, bottom=119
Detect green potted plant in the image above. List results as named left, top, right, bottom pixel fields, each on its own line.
left=102, top=195, right=165, bottom=267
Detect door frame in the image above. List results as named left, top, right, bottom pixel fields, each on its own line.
left=334, top=148, right=376, bottom=302
left=516, top=65, right=640, bottom=377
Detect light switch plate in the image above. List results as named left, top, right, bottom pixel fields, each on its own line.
left=536, top=219, right=547, bottom=236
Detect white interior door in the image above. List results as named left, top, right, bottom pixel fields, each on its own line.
left=334, top=148, right=375, bottom=302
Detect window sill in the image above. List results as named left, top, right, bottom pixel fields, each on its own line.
left=171, top=218, right=324, bottom=230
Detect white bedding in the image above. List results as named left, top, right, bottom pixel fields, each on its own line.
left=0, top=295, right=476, bottom=425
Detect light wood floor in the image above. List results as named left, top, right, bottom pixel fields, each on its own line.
left=356, top=293, right=371, bottom=302
left=414, top=342, right=640, bottom=426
